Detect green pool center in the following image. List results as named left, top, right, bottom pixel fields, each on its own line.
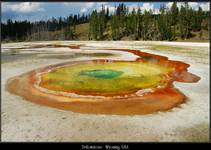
left=40, top=61, right=174, bottom=95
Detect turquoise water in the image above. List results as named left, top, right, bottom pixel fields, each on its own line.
left=79, top=69, right=123, bottom=79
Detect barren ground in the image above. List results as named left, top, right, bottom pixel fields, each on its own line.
left=1, top=41, right=209, bottom=142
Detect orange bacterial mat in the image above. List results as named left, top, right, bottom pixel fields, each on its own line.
left=6, top=45, right=200, bottom=115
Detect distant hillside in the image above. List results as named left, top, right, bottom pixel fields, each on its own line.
left=75, top=23, right=89, bottom=40
left=1, top=2, right=209, bottom=42
left=73, top=22, right=209, bottom=42
left=2, top=21, right=209, bottom=43
left=28, top=14, right=211, bottom=42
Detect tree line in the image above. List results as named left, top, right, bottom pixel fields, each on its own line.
left=89, top=2, right=209, bottom=41
left=1, top=14, right=88, bottom=41
left=1, top=2, right=209, bottom=42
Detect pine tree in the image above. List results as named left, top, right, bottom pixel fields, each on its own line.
left=89, top=10, right=98, bottom=40
left=98, top=5, right=106, bottom=40
left=197, top=7, right=203, bottom=31
left=131, top=8, right=137, bottom=35
left=179, top=3, right=192, bottom=39
left=111, top=11, right=120, bottom=40
left=170, top=2, right=179, bottom=40
left=157, top=6, right=172, bottom=41
left=137, top=7, right=142, bottom=39
left=142, top=10, right=153, bottom=40
left=170, top=2, right=179, bottom=26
